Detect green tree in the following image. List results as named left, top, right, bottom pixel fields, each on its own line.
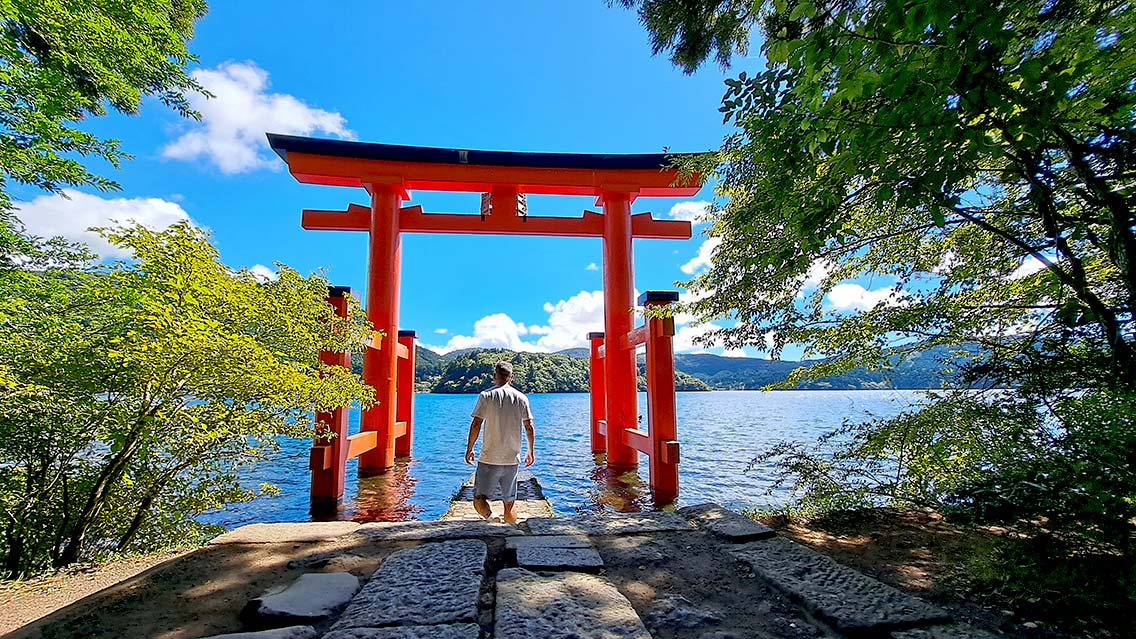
left=616, top=0, right=1136, bottom=581
left=0, top=220, right=373, bottom=575
left=0, top=0, right=207, bottom=209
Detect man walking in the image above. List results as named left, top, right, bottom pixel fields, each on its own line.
left=464, top=361, right=535, bottom=523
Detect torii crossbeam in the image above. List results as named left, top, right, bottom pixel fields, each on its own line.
left=267, top=133, right=703, bottom=513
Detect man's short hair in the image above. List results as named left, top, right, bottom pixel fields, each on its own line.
left=495, top=361, right=514, bottom=378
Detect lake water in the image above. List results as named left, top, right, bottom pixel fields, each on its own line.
left=201, top=390, right=928, bottom=528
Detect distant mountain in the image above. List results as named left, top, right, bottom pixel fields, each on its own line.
left=349, top=344, right=964, bottom=392
left=553, top=345, right=966, bottom=390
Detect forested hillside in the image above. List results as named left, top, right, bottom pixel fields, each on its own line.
left=350, top=345, right=960, bottom=392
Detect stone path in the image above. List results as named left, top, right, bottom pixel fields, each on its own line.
left=440, top=472, right=554, bottom=521
left=201, top=500, right=1002, bottom=639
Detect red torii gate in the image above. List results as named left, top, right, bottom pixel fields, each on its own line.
left=267, top=134, right=703, bottom=513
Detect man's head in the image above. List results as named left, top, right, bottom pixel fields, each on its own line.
left=493, top=361, right=514, bottom=386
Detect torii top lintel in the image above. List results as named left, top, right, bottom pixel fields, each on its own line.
left=267, top=133, right=704, bottom=198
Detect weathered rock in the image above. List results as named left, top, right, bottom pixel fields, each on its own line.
left=527, top=512, right=694, bottom=536
left=322, top=624, right=481, bottom=639
left=730, top=537, right=951, bottom=633
left=208, top=522, right=359, bottom=544
left=678, top=503, right=775, bottom=542
left=249, top=572, right=359, bottom=623
left=355, top=519, right=522, bottom=541
left=506, top=534, right=591, bottom=550
left=198, top=627, right=317, bottom=639
left=515, top=545, right=604, bottom=572
left=891, top=624, right=1004, bottom=639
left=495, top=568, right=651, bottom=639
left=331, top=540, right=486, bottom=629
left=643, top=594, right=723, bottom=629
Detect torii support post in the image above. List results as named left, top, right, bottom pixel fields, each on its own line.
left=641, top=291, right=680, bottom=505
left=310, top=286, right=353, bottom=515
left=601, top=189, right=639, bottom=470
left=360, top=182, right=403, bottom=475
left=394, top=330, right=417, bottom=457
left=587, top=331, right=607, bottom=454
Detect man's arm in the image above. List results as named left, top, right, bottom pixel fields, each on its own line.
left=465, top=417, right=483, bottom=465
left=523, top=418, right=535, bottom=467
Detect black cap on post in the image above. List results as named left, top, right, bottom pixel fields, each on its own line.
left=328, top=285, right=355, bottom=298
left=586, top=331, right=605, bottom=339
left=637, top=290, right=680, bottom=305
left=398, top=330, right=417, bottom=338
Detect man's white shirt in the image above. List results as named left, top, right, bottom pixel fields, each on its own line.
left=471, top=383, right=532, bottom=465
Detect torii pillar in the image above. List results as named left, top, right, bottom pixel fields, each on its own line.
left=360, top=181, right=403, bottom=474
left=601, top=189, right=639, bottom=470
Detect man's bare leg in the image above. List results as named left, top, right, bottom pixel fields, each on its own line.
left=503, top=501, right=517, bottom=524
left=473, top=496, right=491, bottom=520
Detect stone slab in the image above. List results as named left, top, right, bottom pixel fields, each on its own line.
left=199, top=627, right=317, bottom=639
left=440, top=498, right=554, bottom=522
left=515, top=546, right=604, bottom=572
left=252, top=572, right=359, bottom=622
left=506, top=535, right=592, bottom=550
left=354, top=519, right=523, bottom=541
left=892, top=625, right=1003, bottom=639
left=331, top=539, right=486, bottom=629
left=730, top=537, right=951, bottom=633
left=495, top=568, right=651, bottom=639
left=677, top=503, right=775, bottom=542
left=322, top=624, right=480, bottom=639
left=526, top=512, right=694, bottom=536
left=208, top=522, right=359, bottom=545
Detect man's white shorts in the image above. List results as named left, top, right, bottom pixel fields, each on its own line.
left=474, top=462, right=519, bottom=502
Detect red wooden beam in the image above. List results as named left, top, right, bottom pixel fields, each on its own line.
left=303, top=204, right=692, bottom=240
left=622, top=428, right=652, bottom=455
left=345, top=431, right=378, bottom=460
left=619, top=325, right=650, bottom=351
left=284, top=151, right=702, bottom=197
left=302, top=203, right=372, bottom=231
left=596, top=419, right=607, bottom=436
left=362, top=331, right=408, bottom=359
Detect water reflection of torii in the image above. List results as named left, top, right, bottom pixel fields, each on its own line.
left=267, top=134, right=704, bottom=514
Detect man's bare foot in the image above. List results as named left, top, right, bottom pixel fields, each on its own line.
left=473, top=497, right=491, bottom=520
left=503, top=502, right=518, bottom=524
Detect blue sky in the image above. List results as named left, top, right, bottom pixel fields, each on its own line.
left=12, top=2, right=895, bottom=359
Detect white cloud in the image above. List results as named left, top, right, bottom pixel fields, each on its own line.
left=434, top=290, right=607, bottom=354
left=434, top=328, right=449, bottom=335
left=932, top=250, right=960, bottom=275
left=673, top=321, right=724, bottom=353
left=437, top=313, right=541, bottom=353
left=163, top=61, right=353, bottom=174
left=827, top=283, right=908, bottom=311
left=249, top=264, right=278, bottom=281
left=668, top=201, right=712, bottom=223
left=13, top=189, right=192, bottom=259
left=722, top=348, right=748, bottom=358
left=1009, top=256, right=1048, bottom=280
left=585, top=262, right=599, bottom=271
left=533, top=290, right=606, bottom=352
left=803, top=259, right=835, bottom=288
left=680, top=236, right=722, bottom=275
